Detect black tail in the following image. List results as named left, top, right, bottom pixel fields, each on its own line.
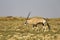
left=43, top=17, right=50, bottom=30
left=47, top=22, right=50, bottom=30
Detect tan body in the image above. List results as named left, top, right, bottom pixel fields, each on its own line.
left=25, top=17, right=50, bottom=30
left=27, top=18, right=46, bottom=25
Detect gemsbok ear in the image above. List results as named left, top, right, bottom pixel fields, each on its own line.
left=25, top=12, right=31, bottom=25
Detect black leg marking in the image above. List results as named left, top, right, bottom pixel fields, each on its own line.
left=33, top=24, right=37, bottom=27
left=42, top=23, right=45, bottom=26
left=37, top=22, right=45, bottom=26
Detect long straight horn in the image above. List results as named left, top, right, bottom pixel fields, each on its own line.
left=26, top=12, right=31, bottom=20
left=25, top=12, right=31, bottom=25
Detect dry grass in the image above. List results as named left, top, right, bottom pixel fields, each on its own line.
left=0, top=16, right=60, bottom=40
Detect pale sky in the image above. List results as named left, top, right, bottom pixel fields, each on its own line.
left=0, top=0, right=60, bottom=18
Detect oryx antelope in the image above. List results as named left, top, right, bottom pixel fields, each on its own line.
left=25, top=12, right=50, bottom=30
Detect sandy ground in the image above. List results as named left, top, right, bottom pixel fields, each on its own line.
left=0, top=16, right=60, bottom=40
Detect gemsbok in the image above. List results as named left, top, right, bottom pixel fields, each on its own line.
left=25, top=12, right=50, bottom=30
